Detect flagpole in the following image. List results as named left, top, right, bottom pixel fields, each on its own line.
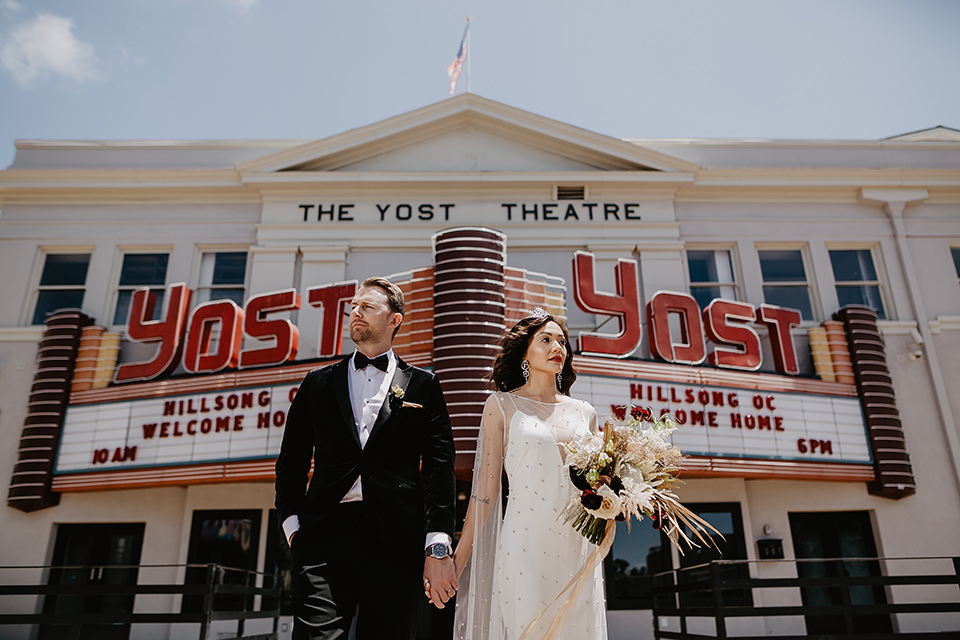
left=466, top=15, right=472, bottom=94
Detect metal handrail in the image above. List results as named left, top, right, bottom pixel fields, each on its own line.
left=651, top=556, right=960, bottom=640
left=0, top=563, right=283, bottom=640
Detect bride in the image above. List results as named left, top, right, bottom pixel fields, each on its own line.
left=452, top=309, right=608, bottom=640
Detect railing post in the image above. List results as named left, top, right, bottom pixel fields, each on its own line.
left=236, top=569, right=247, bottom=638
left=710, top=562, right=727, bottom=640
left=199, top=564, right=215, bottom=640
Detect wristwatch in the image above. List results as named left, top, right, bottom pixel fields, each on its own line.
left=425, top=542, right=451, bottom=559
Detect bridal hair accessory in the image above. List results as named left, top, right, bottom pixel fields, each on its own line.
left=521, top=359, right=530, bottom=381
left=527, top=306, right=550, bottom=320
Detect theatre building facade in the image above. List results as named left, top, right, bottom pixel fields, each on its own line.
left=1, top=96, right=959, bottom=639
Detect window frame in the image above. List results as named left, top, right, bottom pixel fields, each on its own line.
left=826, top=244, right=890, bottom=320
left=684, top=245, right=743, bottom=306
left=23, top=246, right=94, bottom=326
left=755, top=244, right=820, bottom=322
left=191, top=246, right=250, bottom=307
left=109, top=247, right=173, bottom=328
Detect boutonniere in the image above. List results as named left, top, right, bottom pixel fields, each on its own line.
left=390, top=384, right=405, bottom=405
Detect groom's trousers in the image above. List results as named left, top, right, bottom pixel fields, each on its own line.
left=291, top=502, right=423, bottom=640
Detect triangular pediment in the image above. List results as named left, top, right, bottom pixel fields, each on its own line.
left=237, top=94, right=699, bottom=175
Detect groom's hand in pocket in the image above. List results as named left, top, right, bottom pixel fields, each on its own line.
left=423, top=557, right=458, bottom=609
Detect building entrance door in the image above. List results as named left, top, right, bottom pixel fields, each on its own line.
left=39, top=523, right=145, bottom=640
left=789, top=511, right=892, bottom=635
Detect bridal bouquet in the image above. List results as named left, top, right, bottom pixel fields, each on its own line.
left=561, top=406, right=720, bottom=552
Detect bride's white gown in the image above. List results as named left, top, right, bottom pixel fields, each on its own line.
left=454, top=392, right=607, bottom=640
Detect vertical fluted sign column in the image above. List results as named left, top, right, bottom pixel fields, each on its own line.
left=432, top=228, right=507, bottom=477
left=8, top=309, right=91, bottom=512
left=835, top=305, right=916, bottom=499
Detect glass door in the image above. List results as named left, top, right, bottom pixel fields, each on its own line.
left=789, top=511, right=892, bottom=634
left=40, top=523, right=145, bottom=640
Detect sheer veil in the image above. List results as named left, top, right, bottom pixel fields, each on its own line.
left=453, top=393, right=508, bottom=640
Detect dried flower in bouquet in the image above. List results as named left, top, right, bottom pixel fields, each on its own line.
left=561, top=405, right=722, bottom=552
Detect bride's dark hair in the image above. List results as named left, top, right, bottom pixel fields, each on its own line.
left=489, top=313, right=577, bottom=395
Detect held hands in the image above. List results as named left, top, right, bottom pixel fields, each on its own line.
left=423, top=556, right=458, bottom=609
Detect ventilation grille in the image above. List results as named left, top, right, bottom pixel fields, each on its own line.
left=556, top=185, right=586, bottom=201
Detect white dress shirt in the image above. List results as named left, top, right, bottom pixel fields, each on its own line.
left=282, top=350, right=451, bottom=552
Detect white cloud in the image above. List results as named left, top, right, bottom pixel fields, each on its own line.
left=1, top=13, right=101, bottom=86
left=3, top=1, right=22, bottom=12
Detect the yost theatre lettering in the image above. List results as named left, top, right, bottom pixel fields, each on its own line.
left=296, top=203, right=643, bottom=223
left=501, top=202, right=641, bottom=221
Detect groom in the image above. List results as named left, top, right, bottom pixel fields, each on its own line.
left=275, top=277, right=458, bottom=639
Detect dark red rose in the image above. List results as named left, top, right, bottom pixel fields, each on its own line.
left=650, top=513, right=663, bottom=530
left=580, top=489, right=602, bottom=510
left=615, top=512, right=626, bottom=522
left=631, top=406, right=652, bottom=422
left=610, top=476, right=624, bottom=495
left=569, top=467, right=592, bottom=491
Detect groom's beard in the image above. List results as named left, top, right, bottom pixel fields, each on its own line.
left=350, top=321, right=384, bottom=346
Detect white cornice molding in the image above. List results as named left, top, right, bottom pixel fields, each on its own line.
left=0, top=168, right=243, bottom=188
left=237, top=95, right=701, bottom=175
left=242, top=171, right=696, bottom=185
left=696, top=169, right=959, bottom=188
left=930, top=316, right=960, bottom=334
left=0, top=326, right=45, bottom=342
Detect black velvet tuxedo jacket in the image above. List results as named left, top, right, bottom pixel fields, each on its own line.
left=275, top=354, right=456, bottom=552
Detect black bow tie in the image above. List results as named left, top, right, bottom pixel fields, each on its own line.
left=354, top=351, right=389, bottom=372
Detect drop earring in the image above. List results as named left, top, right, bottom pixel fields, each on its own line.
left=521, top=359, right=530, bottom=382
left=556, top=372, right=562, bottom=389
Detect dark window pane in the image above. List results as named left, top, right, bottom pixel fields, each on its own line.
left=183, top=510, right=261, bottom=614
left=32, top=290, right=85, bottom=324
left=759, top=250, right=807, bottom=282
left=212, top=252, right=247, bottom=285
left=119, top=254, right=168, bottom=286
left=952, top=248, right=960, bottom=278
left=114, top=289, right=165, bottom=325
left=40, top=254, right=90, bottom=286
left=691, top=286, right=722, bottom=310
left=214, top=288, right=246, bottom=306
left=837, top=285, right=886, bottom=319
left=605, top=519, right=672, bottom=610
left=763, top=285, right=813, bottom=320
left=688, top=251, right=716, bottom=283
left=830, top=250, right=877, bottom=282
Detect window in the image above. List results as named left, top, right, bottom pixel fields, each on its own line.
left=829, top=249, right=886, bottom=319
left=31, top=253, right=91, bottom=324
left=196, top=251, right=247, bottom=306
left=113, top=253, right=169, bottom=325
left=182, top=509, right=261, bottom=613
left=758, top=249, right=815, bottom=320
left=687, top=249, right=738, bottom=308
left=952, top=248, right=960, bottom=285
left=677, top=503, right=751, bottom=608
left=604, top=519, right=672, bottom=609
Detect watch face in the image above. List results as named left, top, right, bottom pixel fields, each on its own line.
left=429, top=543, right=447, bottom=558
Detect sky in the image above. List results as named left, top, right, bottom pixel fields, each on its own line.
left=1, top=0, right=959, bottom=169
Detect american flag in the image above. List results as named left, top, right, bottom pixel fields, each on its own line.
left=447, top=27, right=467, bottom=95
